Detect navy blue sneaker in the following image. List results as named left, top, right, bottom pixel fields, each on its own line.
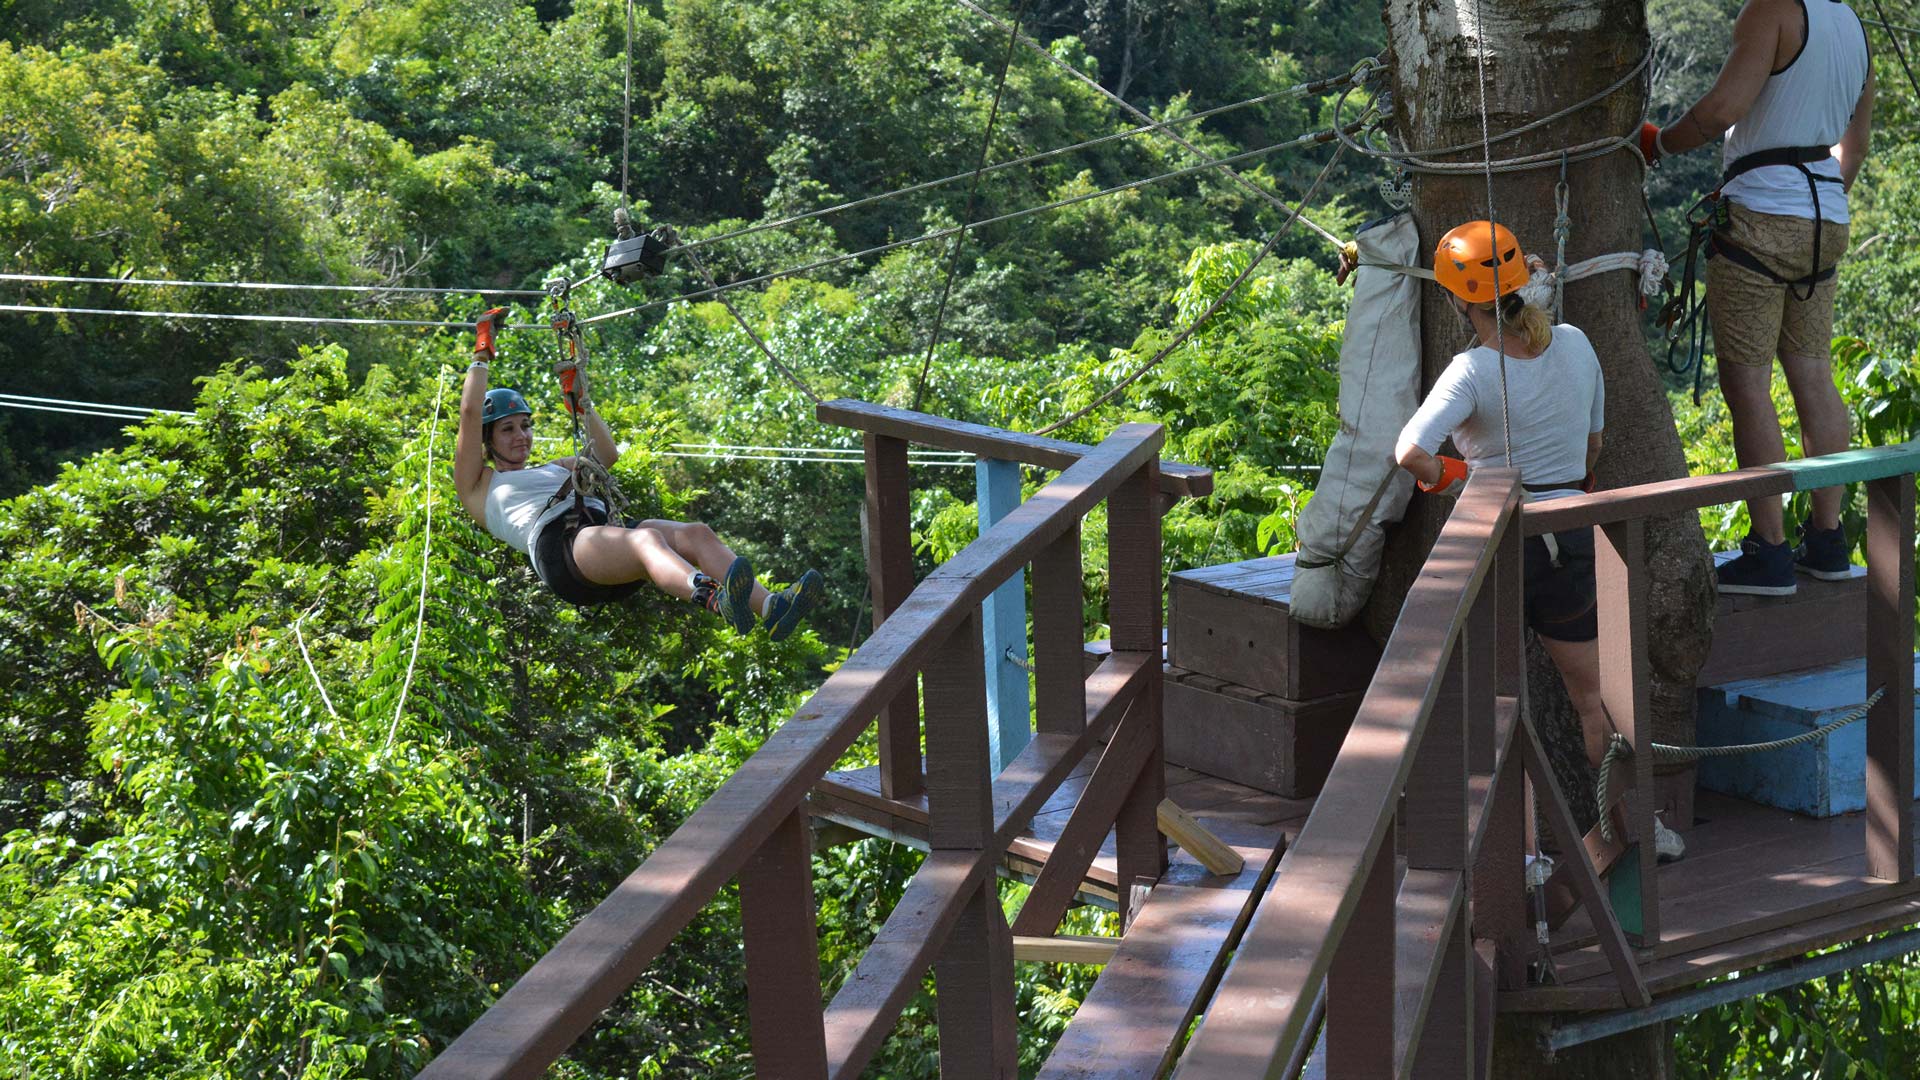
left=1716, top=535, right=1797, bottom=596
left=764, top=569, right=824, bottom=643
left=1794, top=522, right=1852, bottom=581
left=709, top=556, right=758, bottom=634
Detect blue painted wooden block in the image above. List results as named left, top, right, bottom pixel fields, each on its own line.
left=1695, top=655, right=1920, bottom=817
left=977, top=457, right=1031, bottom=771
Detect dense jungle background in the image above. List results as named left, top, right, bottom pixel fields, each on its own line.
left=5, top=0, right=1920, bottom=1074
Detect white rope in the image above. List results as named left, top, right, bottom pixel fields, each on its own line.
left=383, top=368, right=447, bottom=754
left=0, top=303, right=551, bottom=331
left=1467, top=0, right=1512, bottom=468
left=0, top=272, right=546, bottom=298
left=0, top=392, right=191, bottom=416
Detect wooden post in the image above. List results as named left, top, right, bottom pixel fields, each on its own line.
left=1411, top=908, right=1475, bottom=1080
left=1466, top=554, right=1500, bottom=775
left=1327, top=821, right=1397, bottom=1078
left=1865, top=474, right=1915, bottom=883
left=1109, top=458, right=1166, bottom=919
left=1596, top=519, right=1659, bottom=946
left=865, top=432, right=923, bottom=798
left=925, top=608, right=1018, bottom=1076
left=977, top=456, right=1032, bottom=770
left=1474, top=514, right=1528, bottom=988
left=1407, top=644, right=1468, bottom=872
left=738, top=806, right=830, bottom=1078
left=1031, top=522, right=1086, bottom=737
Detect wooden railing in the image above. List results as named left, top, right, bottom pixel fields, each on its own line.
left=1177, top=441, right=1920, bottom=1077
left=420, top=405, right=1209, bottom=1079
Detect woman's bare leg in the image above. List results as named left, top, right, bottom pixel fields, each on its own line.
left=1538, top=634, right=1614, bottom=769
left=638, top=519, right=771, bottom=611
left=569, top=519, right=770, bottom=609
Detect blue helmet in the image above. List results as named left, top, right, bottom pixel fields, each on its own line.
left=482, top=387, right=532, bottom=427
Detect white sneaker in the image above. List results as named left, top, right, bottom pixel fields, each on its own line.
left=1653, top=815, right=1686, bottom=863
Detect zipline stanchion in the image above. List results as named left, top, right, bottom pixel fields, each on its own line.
left=1864, top=471, right=1915, bottom=883
left=865, top=433, right=923, bottom=798
left=977, top=456, right=1032, bottom=770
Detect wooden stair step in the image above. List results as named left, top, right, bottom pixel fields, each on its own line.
left=1034, top=820, right=1285, bottom=1080
left=1698, top=549, right=1867, bottom=686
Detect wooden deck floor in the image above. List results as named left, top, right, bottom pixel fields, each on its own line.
left=813, top=760, right=1307, bottom=903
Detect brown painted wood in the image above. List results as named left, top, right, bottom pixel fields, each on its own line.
left=1033, top=522, right=1086, bottom=737
left=738, top=806, right=830, bottom=1078
left=1596, top=517, right=1661, bottom=946
left=1471, top=719, right=1529, bottom=990
left=1465, top=566, right=1498, bottom=775
left=822, top=851, right=987, bottom=1078
left=1519, top=466, right=1793, bottom=536
left=1110, top=460, right=1167, bottom=921
left=935, top=882, right=1020, bottom=1077
left=1327, top=823, right=1398, bottom=1078
left=1166, top=560, right=1380, bottom=701
left=1399, top=870, right=1470, bottom=1080
left=1176, top=471, right=1521, bottom=1078
left=420, top=424, right=1166, bottom=1080
left=1407, top=645, right=1468, bottom=872
left=1866, top=474, right=1915, bottom=883
left=991, top=652, right=1152, bottom=850
left=865, top=432, right=924, bottom=799
left=1161, top=680, right=1362, bottom=798
left=1035, top=834, right=1285, bottom=1080
left=1518, top=715, right=1651, bottom=1007
left=1471, top=939, right=1496, bottom=1080
left=1697, top=561, right=1866, bottom=686
left=819, top=396, right=1213, bottom=497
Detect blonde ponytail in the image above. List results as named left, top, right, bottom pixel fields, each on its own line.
left=1479, top=294, right=1554, bottom=354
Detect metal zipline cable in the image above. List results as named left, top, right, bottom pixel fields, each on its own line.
left=954, top=0, right=1349, bottom=250
left=672, top=78, right=1355, bottom=255
left=580, top=123, right=1357, bottom=327
left=0, top=272, right=548, bottom=298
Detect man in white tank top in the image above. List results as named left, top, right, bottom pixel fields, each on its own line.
left=1642, top=0, right=1875, bottom=596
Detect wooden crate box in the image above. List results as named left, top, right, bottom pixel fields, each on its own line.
left=1162, top=667, right=1363, bottom=798
left=1167, top=554, right=1379, bottom=700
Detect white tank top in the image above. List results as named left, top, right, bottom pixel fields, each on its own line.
left=484, top=463, right=604, bottom=554
left=1721, top=0, right=1869, bottom=223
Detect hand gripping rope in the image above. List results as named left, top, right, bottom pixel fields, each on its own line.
left=546, top=281, right=631, bottom=522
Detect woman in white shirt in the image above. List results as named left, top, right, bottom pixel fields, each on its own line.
left=452, top=309, right=822, bottom=640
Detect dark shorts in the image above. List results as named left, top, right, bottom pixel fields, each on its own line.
left=530, top=506, right=646, bottom=607
left=1523, top=528, right=1598, bottom=643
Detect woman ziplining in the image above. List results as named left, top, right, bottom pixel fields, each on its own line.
left=453, top=308, right=824, bottom=637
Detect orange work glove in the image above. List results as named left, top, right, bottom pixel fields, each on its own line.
left=1581, top=470, right=1598, bottom=494
left=474, top=306, right=509, bottom=359
left=1638, top=121, right=1663, bottom=165
left=1418, top=455, right=1469, bottom=494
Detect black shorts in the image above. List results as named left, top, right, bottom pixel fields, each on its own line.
left=1523, top=528, right=1598, bottom=643
left=530, top=506, right=646, bottom=607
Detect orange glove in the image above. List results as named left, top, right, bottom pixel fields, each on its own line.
left=474, top=307, right=509, bottom=358
left=1581, top=470, right=1597, bottom=494
left=1418, top=456, right=1468, bottom=494
left=1638, top=121, right=1663, bottom=165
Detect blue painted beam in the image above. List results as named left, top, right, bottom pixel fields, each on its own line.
left=977, top=456, right=1032, bottom=771
left=1774, top=439, right=1920, bottom=490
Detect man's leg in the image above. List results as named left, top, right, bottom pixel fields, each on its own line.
left=1719, top=360, right=1790, bottom=544
left=1779, top=351, right=1851, bottom=530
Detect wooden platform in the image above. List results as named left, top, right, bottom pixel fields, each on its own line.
left=1509, top=789, right=1920, bottom=1010
left=813, top=761, right=1310, bottom=903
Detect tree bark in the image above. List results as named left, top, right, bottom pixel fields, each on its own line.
left=1367, top=1, right=1715, bottom=1075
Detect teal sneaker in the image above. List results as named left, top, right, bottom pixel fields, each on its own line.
left=764, top=569, right=824, bottom=642
left=709, top=556, right=758, bottom=634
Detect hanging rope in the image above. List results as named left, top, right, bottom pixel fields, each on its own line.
left=1596, top=687, right=1889, bottom=842
left=383, top=367, right=448, bottom=754
left=1868, top=0, right=1920, bottom=104
left=680, top=244, right=828, bottom=405
left=913, top=0, right=1028, bottom=413
left=952, top=0, right=1348, bottom=251
left=1552, top=154, right=1572, bottom=321
left=1032, top=141, right=1349, bottom=437
left=1466, top=0, right=1514, bottom=468
left=621, top=0, right=635, bottom=210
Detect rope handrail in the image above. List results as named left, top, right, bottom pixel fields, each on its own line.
left=419, top=420, right=1167, bottom=1079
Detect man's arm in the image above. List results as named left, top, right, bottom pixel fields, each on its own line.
left=1655, top=0, right=1788, bottom=157
left=1836, top=65, right=1876, bottom=189
left=1586, top=431, right=1604, bottom=474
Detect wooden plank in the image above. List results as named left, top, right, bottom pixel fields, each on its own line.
left=1520, top=466, right=1793, bottom=536
left=1396, top=869, right=1468, bottom=1080
left=1036, top=833, right=1285, bottom=1080
left=1157, top=799, right=1245, bottom=876
left=1597, top=518, right=1660, bottom=946
left=1111, top=458, right=1167, bottom=924
left=1033, top=523, right=1086, bottom=737
left=1166, top=576, right=1379, bottom=700
left=1406, top=645, right=1467, bottom=872
left=1013, top=934, right=1121, bottom=965
left=1471, top=714, right=1529, bottom=990
left=1011, top=696, right=1159, bottom=937
left=991, top=653, right=1153, bottom=849
left=823, top=852, right=988, bottom=1079
left=978, top=456, right=1032, bottom=770
left=935, top=882, right=1019, bottom=1077
left=419, top=424, right=1168, bottom=1080
left=738, top=807, right=830, bottom=1078
left=1327, top=823, right=1398, bottom=1078
left=818, top=396, right=1213, bottom=497
left=1162, top=680, right=1362, bottom=798
left=1865, top=474, right=1915, bottom=882
left=1697, top=578, right=1865, bottom=686
left=1776, top=439, right=1920, bottom=489
left=1175, top=470, right=1521, bottom=1079
left=865, top=432, right=924, bottom=799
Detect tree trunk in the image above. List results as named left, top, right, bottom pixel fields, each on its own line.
left=1367, top=1, right=1716, bottom=1075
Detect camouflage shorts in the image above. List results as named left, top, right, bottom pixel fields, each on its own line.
left=1706, top=201, right=1849, bottom=368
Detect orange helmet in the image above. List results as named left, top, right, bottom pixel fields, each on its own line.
left=1434, top=221, right=1526, bottom=303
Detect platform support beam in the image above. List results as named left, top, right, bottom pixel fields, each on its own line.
left=1865, top=474, right=1915, bottom=883
left=978, top=456, right=1031, bottom=772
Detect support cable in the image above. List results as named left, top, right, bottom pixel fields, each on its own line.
left=0, top=303, right=531, bottom=330
left=912, top=0, right=1027, bottom=413
left=680, top=245, right=828, bottom=405
left=1032, top=141, right=1348, bottom=436
left=1868, top=0, right=1920, bottom=104
left=0, top=272, right=548, bottom=298
left=953, top=0, right=1347, bottom=250
left=622, top=0, right=635, bottom=209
